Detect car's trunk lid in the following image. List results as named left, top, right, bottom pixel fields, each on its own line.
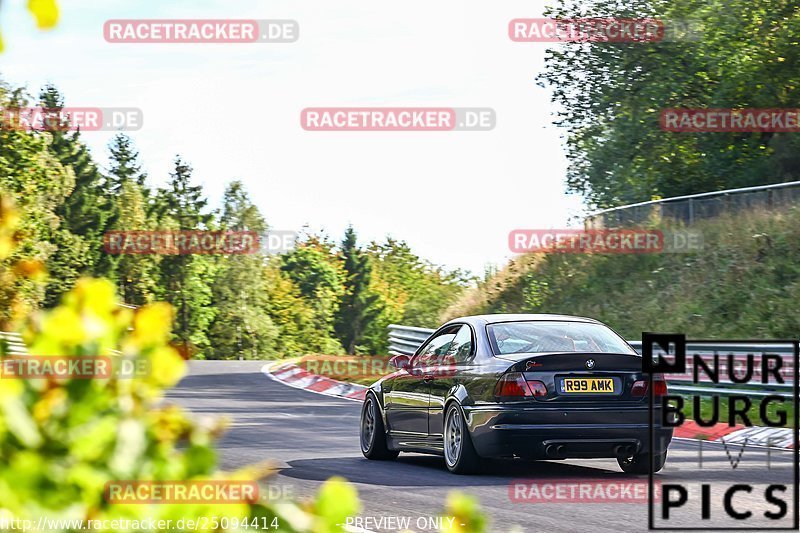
left=499, top=352, right=647, bottom=403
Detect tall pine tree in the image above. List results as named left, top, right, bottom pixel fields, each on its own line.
left=39, top=85, right=114, bottom=304
left=334, top=226, right=382, bottom=354
left=154, top=156, right=215, bottom=355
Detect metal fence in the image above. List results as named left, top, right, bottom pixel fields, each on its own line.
left=388, top=324, right=794, bottom=397
left=584, top=180, right=800, bottom=229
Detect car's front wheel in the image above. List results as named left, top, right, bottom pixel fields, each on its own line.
left=443, top=403, right=480, bottom=474
left=360, top=394, right=399, bottom=460
left=618, top=451, right=667, bottom=474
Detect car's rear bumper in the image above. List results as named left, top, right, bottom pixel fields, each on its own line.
left=462, top=403, right=673, bottom=459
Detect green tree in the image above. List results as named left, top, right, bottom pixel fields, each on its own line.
left=107, top=133, right=147, bottom=194
left=279, top=236, right=345, bottom=354
left=538, top=0, right=800, bottom=208
left=153, top=156, right=216, bottom=356
left=111, top=181, right=160, bottom=305
left=207, top=181, right=279, bottom=359
left=360, top=238, right=469, bottom=353
left=38, top=85, right=114, bottom=302
left=334, top=226, right=382, bottom=354
left=0, top=83, right=72, bottom=324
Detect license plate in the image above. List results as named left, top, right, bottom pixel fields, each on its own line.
left=560, top=378, right=615, bottom=394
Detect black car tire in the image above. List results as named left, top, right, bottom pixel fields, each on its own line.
left=360, top=394, right=399, bottom=460
left=443, top=403, right=481, bottom=474
left=618, top=451, right=666, bottom=474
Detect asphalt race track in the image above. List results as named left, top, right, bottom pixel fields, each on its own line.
left=168, top=361, right=797, bottom=532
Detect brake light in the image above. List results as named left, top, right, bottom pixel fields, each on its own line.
left=631, top=377, right=668, bottom=397
left=495, top=373, right=532, bottom=397
left=631, top=380, right=647, bottom=397
left=527, top=380, right=547, bottom=397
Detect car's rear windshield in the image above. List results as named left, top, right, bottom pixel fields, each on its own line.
left=487, top=321, right=636, bottom=355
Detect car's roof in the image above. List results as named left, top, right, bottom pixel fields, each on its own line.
left=444, top=313, right=603, bottom=327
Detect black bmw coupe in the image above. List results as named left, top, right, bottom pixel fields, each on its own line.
left=360, top=314, right=673, bottom=474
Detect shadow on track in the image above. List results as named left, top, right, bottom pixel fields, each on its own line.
left=279, top=455, right=645, bottom=487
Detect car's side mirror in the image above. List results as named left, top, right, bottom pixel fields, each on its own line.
left=389, top=354, right=411, bottom=371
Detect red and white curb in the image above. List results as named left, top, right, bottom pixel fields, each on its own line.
left=261, top=361, right=367, bottom=402
left=673, top=420, right=794, bottom=449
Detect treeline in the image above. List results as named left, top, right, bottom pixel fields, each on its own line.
left=0, top=82, right=470, bottom=358
left=539, top=0, right=800, bottom=208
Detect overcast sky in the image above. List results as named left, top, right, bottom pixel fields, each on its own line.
left=0, top=0, right=586, bottom=275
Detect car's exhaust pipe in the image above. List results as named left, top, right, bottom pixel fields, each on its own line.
left=545, top=444, right=567, bottom=458
left=614, top=444, right=636, bottom=457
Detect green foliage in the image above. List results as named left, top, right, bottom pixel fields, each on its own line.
left=539, top=0, right=800, bottom=208
left=151, top=157, right=216, bottom=354
left=0, top=83, right=72, bottom=325
left=207, top=182, right=279, bottom=360
left=280, top=238, right=346, bottom=353
left=39, top=85, right=116, bottom=289
left=334, top=227, right=382, bottom=354
left=0, top=79, right=471, bottom=360
left=360, top=239, right=470, bottom=354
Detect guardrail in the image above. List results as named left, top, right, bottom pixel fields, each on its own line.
left=388, top=325, right=795, bottom=396
left=388, top=324, right=434, bottom=356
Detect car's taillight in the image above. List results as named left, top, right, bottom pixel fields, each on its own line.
left=631, top=376, right=668, bottom=397
left=494, top=373, right=547, bottom=398
left=495, top=373, right=532, bottom=398
left=527, top=380, right=547, bottom=397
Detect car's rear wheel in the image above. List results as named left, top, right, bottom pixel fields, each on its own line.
left=360, top=394, right=398, bottom=460
left=618, top=451, right=666, bottom=474
left=443, top=403, right=480, bottom=474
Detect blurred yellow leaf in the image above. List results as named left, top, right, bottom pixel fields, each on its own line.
left=132, top=303, right=174, bottom=347
left=66, top=278, right=117, bottom=318
left=0, top=235, right=14, bottom=260
left=148, top=346, right=185, bottom=387
left=314, top=477, right=359, bottom=532
left=27, top=0, right=59, bottom=29
left=440, top=492, right=486, bottom=533
left=12, top=260, right=46, bottom=281
left=41, top=307, right=85, bottom=347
